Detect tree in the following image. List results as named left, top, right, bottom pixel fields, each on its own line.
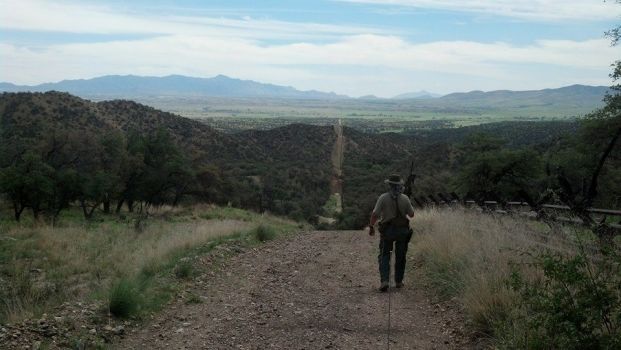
left=0, top=152, right=54, bottom=221
left=116, top=129, right=146, bottom=213
left=551, top=1, right=621, bottom=216
left=456, top=133, right=543, bottom=202
left=137, top=129, right=193, bottom=210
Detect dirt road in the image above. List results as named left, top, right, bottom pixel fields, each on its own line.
left=116, top=231, right=468, bottom=349
left=329, top=120, right=345, bottom=213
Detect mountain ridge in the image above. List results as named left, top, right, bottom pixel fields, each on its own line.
left=392, top=90, right=442, bottom=99
left=0, top=76, right=609, bottom=105
left=0, top=75, right=347, bottom=100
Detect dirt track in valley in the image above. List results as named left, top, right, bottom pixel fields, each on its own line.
left=329, top=120, right=345, bottom=213
left=116, top=230, right=470, bottom=349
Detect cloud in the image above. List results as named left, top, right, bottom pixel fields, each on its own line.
left=1, top=0, right=619, bottom=96
left=0, top=0, right=388, bottom=40
left=337, top=0, right=621, bottom=21
left=1, top=33, right=618, bottom=96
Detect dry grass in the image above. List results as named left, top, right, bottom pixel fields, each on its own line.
left=0, top=205, right=299, bottom=323
left=410, top=207, right=581, bottom=336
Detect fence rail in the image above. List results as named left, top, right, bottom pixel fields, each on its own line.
left=411, top=193, right=621, bottom=231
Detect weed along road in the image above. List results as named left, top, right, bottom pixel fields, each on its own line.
left=117, top=230, right=467, bottom=349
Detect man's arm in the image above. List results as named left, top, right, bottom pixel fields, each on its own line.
left=369, top=195, right=384, bottom=236
left=368, top=211, right=378, bottom=236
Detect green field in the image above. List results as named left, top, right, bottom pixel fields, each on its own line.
left=129, top=95, right=594, bottom=133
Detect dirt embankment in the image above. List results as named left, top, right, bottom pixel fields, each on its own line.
left=116, top=230, right=469, bottom=349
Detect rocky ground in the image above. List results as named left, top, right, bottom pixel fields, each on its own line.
left=2, top=230, right=472, bottom=349
left=119, top=230, right=469, bottom=349
left=0, top=300, right=127, bottom=349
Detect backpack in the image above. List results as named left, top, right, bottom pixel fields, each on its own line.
left=380, top=195, right=413, bottom=242
left=391, top=195, right=410, bottom=228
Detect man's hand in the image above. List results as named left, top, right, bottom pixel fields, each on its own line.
left=368, top=225, right=375, bottom=236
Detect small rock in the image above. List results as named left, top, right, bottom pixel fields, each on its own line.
left=113, top=326, right=125, bottom=335
left=89, top=328, right=97, bottom=335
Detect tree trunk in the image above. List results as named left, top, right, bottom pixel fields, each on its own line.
left=80, top=199, right=98, bottom=219
left=81, top=199, right=89, bottom=219
left=103, top=197, right=111, bottom=214
left=13, top=202, right=25, bottom=221
left=586, top=126, right=621, bottom=207
left=115, top=199, right=124, bottom=214
left=32, top=206, right=40, bottom=220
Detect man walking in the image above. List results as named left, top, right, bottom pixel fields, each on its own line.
left=368, top=174, right=415, bottom=292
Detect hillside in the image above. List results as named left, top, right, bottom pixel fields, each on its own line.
left=0, top=75, right=346, bottom=99
left=0, top=92, right=260, bottom=163
left=1, top=91, right=613, bottom=229
left=340, top=120, right=582, bottom=227
left=436, top=84, right=608, bottom=108
left=401, top=84, right=609, bottom=117
left=0, top=92, right=334, bottom=220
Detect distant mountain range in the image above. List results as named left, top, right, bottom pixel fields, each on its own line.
left=0, top=75, right=610, bottom=114
left=392, top=90, right=442, bottom=99
left=436, top=84, right=609, bottom=108
left=0, top=74, right=347, bottom=100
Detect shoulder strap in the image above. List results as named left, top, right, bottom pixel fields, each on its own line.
left=394, top=196, right=403, bottom=218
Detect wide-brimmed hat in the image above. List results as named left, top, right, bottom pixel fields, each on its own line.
left=384, top=174, right=404, bottom=185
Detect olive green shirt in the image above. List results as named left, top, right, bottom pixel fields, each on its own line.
left=372, top=193, right=415, bottom=223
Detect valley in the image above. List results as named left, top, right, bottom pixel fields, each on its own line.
left=3, top=0, right=621, bottom=348
left=1, top=89, right=620, bottom=349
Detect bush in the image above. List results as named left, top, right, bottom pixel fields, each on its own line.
left=254, top=224, right=276, bottom=242
left=108, top=278, right=140, bottom=318
left=174, top=259, right=194, bottom=279
left=508, top=248, right=621, bottom=349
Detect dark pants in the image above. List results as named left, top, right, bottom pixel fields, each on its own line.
left=378, top=226, right=411, bottom=283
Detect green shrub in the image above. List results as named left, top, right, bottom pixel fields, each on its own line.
left=174, top=259, right=194, bottom=279
left=108, top=278, right=140, bottom=318
left=507, top=248, right=621, bottom=349
left=254, top=224, right=276, bottom=242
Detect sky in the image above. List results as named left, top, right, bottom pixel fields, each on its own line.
left=1, top=0, right=621, bottom=97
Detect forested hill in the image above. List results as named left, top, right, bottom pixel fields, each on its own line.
left=5, top=92, right=232, bottom=152
left=2, top=91, right=615, bottom=229
left=0, top=92, right=334, bottom=221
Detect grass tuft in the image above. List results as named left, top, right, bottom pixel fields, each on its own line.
left=108, top=278, right=140, bottom=318
left=254, top=224, right=276, bottom=242
left=184, top=292, right=203, bottom=305
left=174, top=259, right=194, bottom=279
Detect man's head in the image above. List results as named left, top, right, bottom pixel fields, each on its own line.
left=385, top=174, right=404, bottom=198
